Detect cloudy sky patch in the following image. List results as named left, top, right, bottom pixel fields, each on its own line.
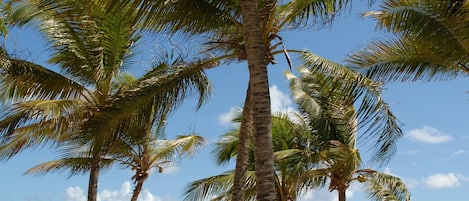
left=65, top=182, right=163, bottom=201
left=407, top=126, right=452, bottom=144
left=423, top=173, right=460, bottom=189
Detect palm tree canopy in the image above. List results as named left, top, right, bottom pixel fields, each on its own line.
left=0, top=0, right=212, bottom=160
left=288, top=51, right=402, bottom=163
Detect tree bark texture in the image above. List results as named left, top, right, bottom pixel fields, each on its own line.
left=232, top=83, right=253, bottom=201
left=87, top=154, right=101, bottom=201
left=240, top=0, right=276, bottom=200
left=338, top=189, right=346, bottom=201
left=131, top=179, right=145, bottom=201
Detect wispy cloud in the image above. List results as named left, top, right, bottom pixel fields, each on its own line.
left=451, top=150, right=467, bottom=156
left=65, top=182, right=166, bottom=201
left=270, top=85, right=296, bottom=114
left=407, top=126, right=452, bottom=144
left=218, top=106, right=242, bottom=126
left=423, top=173, right=460, bottom=189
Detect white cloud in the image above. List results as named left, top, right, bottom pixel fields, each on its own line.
left=66, top=187, right=86, bottom=201
left=218, top=106, right=242, bottom=126
left=407, top=126, right=452, bottom=144
left=424, top=173, right=460, bottom=189
left=270, top=85, right=296, bottom=114
left=66, top=182, right=162, bottom=201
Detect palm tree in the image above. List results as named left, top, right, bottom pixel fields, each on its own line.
left=184, top=52, right=407, bottom=201
left=104, top=1, right=358, bottom=199
left=286, top=55, right=406, bottom=201
left=346, top=0, right=469, bottom=83
left=0, top=1, right=211, bottom=200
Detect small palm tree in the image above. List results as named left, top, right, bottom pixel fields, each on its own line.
left=347, top=0, right=469, bottom=83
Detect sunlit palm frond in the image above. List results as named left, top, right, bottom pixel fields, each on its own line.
left=365, top=0, right=469, bottom=49
left=81, top=58, right=212, bottom=152
left=347, top=36, right=466, bottom=83
left=212, top=129, right=240, bottom=165
left=10, top=0, right=142, bottom=90
left=115, top=0, right=239, bottom=34
left=151, top=134, right=206, bottom=163
left=24, top=157, right=114, bottom=177
left=292, top=51, right=403, bottom=163
left=0, top=99, right=87, bottom=159
left=348, top=0, right=469, bottom=86
left=361, top=171, right=411, bottom=201
left=0, top=55, right=90, bottom=102
left=299, top=167, right=329, bottom=189
left=10, top=1, right=101, bottom=85
left=184, top=170, right=257, bottom=201
left=278, top=0, right=350, bottom=28
left=184, top=171, right=235, bottom=201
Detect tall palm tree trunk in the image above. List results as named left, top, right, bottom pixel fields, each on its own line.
left=131, top=179, right=145, bottom=201
left=232, top=84, right=253, bottom=200
left=338, top=189, right=346, bottom=201
left=240, top=0, right=275, bottom=200
left=88, top=154, right=101, bottom=201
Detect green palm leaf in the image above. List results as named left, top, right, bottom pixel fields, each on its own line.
left=0, top=55, right=91, bottom=102
left=0, top=99, right=88, bottom=159
left=289, top=51, right=403, bottom=162
left=24, top=157, right=114, bottom=177
left=361, top=171, right=411, bottom=201
left=347, top=0, right=469, bottom=83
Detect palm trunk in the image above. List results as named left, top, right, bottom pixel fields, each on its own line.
left=131, top=179, right=145, bottom=201
left=232, top=84, right=253, bottom=201
left=338, top=189, right=346, bottom=201
left=88, top=154, right=101, bottom=201
left=240, top=1, right=275, bottom=200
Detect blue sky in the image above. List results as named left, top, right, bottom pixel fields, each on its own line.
left=1, top=2, right=469, bottom=201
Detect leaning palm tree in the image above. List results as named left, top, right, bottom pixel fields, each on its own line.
left=0, top=1, right=211, bottom=200
left=184, top=52, right=408, bottom=201
left=346, top=0, right=469, bottom=83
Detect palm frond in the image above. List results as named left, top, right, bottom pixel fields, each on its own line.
left=116, top=0, right=239, bottom=34
left=347, top=36, right=466, bottom=83
left=184, top=170, right=257, bottom=201
left=151, top=134, right=206, bottom=164
left=212, top=129, right=240, bottom=166
left=79, top=58, right=212, bottom=153
left=184, top=171, right=235, bottom=201
left=278, top=0, right=350, bottom=29
left=10, top=0, right=142, bottom=91
left=0, top=55, right=91, bottom=103
left=361, top=171, right=411, bottom=201
left=292, top=51, right=403, bottom=163
left=0, top=99, right=87, bottom=159
left=24, top=157, right=114, bottom=177
left=366, top=0, right=469, bottom=50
